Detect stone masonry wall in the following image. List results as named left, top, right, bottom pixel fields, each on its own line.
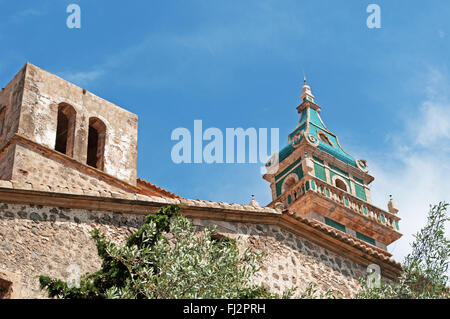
left=0, top=203, right=365, bottom=299
left=192, top=219, right=365, bottom=297
left=11, top=143, right=135, bottom=195
left=0, top=202, right=144, bottom=298
left=0, top=145, right=15, bottom=180
left=0, top=66, right=25, bottom=150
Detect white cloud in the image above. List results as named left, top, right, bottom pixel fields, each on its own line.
left=370, top=153, right=450, bottom=260
left=368, top=68, right=450, bottom=265
left=10, top=8, right=45, bottom=23
left=58, top=70, right=104, bottom=87
left=413, top=101, right=450, bottom=148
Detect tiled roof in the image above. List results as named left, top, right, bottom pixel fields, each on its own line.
left=284, top=209, right=402, bottom=268
left=0, top=179, right=277, bottom=214
left=0, top=179, right=401, bottom=270
left=136, top=178, right=180, bottom=199
left=279, top=143, right=295, bottom=162
left=279, top=101, right=358, bottom=167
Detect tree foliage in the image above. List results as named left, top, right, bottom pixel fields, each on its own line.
left=357, top=201, right=449, bottom=299
left=40, top=202, right=449, bottom=299
left=40, top=205, right=285, bottom=299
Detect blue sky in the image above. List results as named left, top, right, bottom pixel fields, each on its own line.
left=1, top=0, right=449, bottom=263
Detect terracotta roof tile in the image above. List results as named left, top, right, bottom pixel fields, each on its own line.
left=285, top=211, right=401, bottom=268
left=136, top=178, right=180, bottom=199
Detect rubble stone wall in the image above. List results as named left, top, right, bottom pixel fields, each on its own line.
left=0, top=66, right=25, bottom=150
left=0, top=202, right=365, bottom=299
left=0, top=145, right=15, bottom=181
left=10, top=143, right=134, bottom=194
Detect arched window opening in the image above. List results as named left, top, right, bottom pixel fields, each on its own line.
left=281, top=174, right=299, bottom=197
left=55, top=103, right=76, bottom=157
left=0, top=277, right=12, bottom=299
left=284, top=177, right=296, bottom=192
left=335, top=179, right=347, bottom=192
left=87, top=117, right=106, bottom=170
left=318, top=131, right=333, bottom=147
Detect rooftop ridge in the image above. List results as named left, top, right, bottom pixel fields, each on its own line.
left=0, top=179, right=279, bottom=214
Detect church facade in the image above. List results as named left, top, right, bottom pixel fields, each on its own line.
left=0, top=63, right=402, bottom=298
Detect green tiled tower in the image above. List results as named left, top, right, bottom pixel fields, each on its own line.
left=264, top=79, right=402, bottom=251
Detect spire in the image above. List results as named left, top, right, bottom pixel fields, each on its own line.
left=300, top=73, right=315, bottom=103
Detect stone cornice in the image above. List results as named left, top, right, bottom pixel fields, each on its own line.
left=1, top=134, right=139, bottom=192
left=304, top=144, right=375, bottom=184
left=0, top=134, right=179, bottom=198
left=296, top=100, right=321, bottom=113
left=263, top=144, right=375, bottom=185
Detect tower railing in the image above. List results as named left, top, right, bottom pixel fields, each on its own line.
left=272, top=176, right=400, bottom=232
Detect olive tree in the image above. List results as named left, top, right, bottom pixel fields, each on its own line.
left=40, top=205, right=284, bottom=299
left=357, top=202, right=449, bottom=299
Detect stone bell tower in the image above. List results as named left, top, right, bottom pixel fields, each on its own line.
left=263, top=78, right=402, bottom=251
left=0, top=63, right=139, bottom=193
